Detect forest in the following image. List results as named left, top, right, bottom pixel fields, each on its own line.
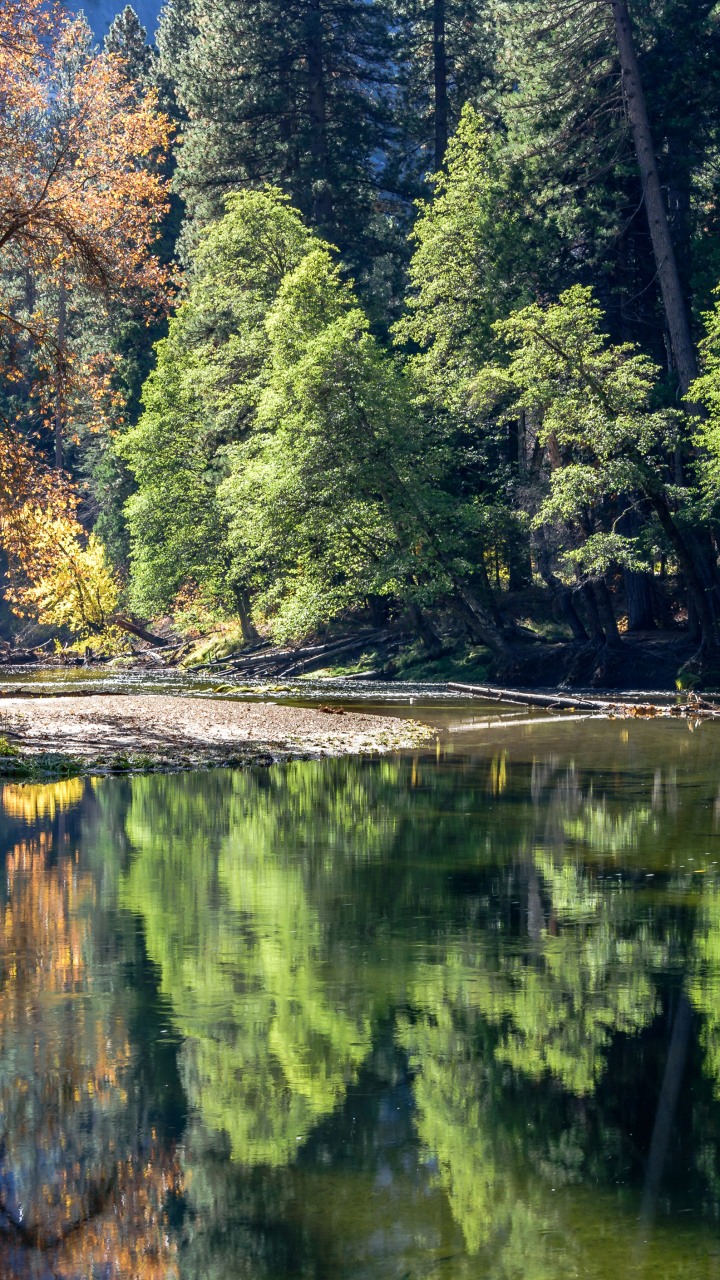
left=5, top=0, right=720, bottom=687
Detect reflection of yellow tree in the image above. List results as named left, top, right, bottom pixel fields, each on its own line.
left=121, top=771, right=373, bottom=1166
left=2, top=777, right=85, bottom=823
left=0, top=832, right=182, bottom=1276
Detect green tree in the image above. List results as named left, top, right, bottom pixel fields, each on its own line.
left=118, top=188, right=312, bottom=625
left=390, top=0, right=496, bottom=180
left=156, top=0, right=400, bottom=311
left=479, top=285, right=720, bottom=652
left=221, top=238, right=512, bottom=651
left=119, top=770, right=375, bottom=1166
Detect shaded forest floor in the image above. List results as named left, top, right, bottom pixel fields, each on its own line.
left=8, top=578, right=706, bottom=692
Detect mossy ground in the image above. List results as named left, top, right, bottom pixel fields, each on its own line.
left=0, top=746, right=278, bottom=780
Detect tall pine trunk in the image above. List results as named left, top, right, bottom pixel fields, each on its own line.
left=305, top=0, right=332, bottom=224
left=433, top=0, right=447, bottom=170
left=609, top=2, right=720, bottom=650
left=609, top=0, right=697, bottom=397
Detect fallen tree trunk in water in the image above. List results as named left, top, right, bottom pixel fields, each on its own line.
left=446, top=681, right=609, bottom=711
left=446, top=681, right=720, bottom=719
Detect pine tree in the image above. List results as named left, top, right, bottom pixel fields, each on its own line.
left=390, top=0, right=496, bottom=182
left=104, top=6, right=156, bottom=87
left=489, top=0, right=720, bottom=367
left=85, top=6, right=181, bottom=568
left=156, top=0, right=400, bottom=306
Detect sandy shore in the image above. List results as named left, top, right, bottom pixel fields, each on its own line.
left=0, top=694, right=433, bottom=769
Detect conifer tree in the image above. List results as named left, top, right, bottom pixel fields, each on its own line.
left=489, top=0, right=720, bottom=368
left=391, top=0, right=496, bottom=180
left=104, top=5, right=156, bottom=87
left=157, top=0, right=399, bottom=296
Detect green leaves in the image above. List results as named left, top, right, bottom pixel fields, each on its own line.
left=119, top=189, right=316, bottom=615
left=479, top=284, right=683, bottom=577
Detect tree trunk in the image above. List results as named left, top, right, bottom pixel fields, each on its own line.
left=55, top=278, right=66, bottom=470
left=688, top=591, right=701, bottom=642
left=646, top=490, right=718, bottom=648
left=405, top=601, right=443, bottom=654
left=581, top=583, right=605, bottom=643
left=367, top=594, right=390, bottom=627
left=235, top=588, right=260, bottom=643
left=305, top=0, right=332, bottom=224
left=594, top=579, right=624, bottom=649
left=625, top=570, right=656, bottom=631
left=534, top=531, right=588, bottom=640
left=458, top=584, right=513, bottom=659
left=610, top=0, right=697, bottom=397
left=433, top=0, right=448, bottom=171
left=508, top=544, right=532, bottom=592
left=555, top=590, right=588, bottom=641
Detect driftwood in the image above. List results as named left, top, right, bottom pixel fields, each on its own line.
left=446, top=681, right=609, bottom=711
left=316, top=669, right=384, bottom=682
left=277, top=632, right=391, bottom=677
left=0, top=649, right=38, bottom=664
left=446, top=681, right=720, bottom=719
left=111, top=615, right=171, bottom=647
left=194, top=629, right=394, bottom=678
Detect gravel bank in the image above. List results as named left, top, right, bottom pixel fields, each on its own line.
left=0, top=694, right=434, bottom=770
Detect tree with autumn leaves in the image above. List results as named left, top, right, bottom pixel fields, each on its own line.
left=0, top=0, right=171, bottom=641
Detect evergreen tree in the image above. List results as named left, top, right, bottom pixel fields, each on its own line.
left=157, top=0, right=400, bottom=306
left=489, top=0, right=720, bottom=366
left=82, top=6, right=181, bottom=568
left=104, top=5, right=157, bottom=86
left=390, top=0, right=496, bottom=181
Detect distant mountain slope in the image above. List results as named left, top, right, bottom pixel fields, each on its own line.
left=78, top=0, right=163, bottom=43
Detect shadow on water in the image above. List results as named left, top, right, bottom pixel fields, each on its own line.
left=2, top=713, right=720, bottom=1275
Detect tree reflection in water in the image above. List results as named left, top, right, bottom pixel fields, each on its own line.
left=0, top=801, right=182, bottom=1278
left=3, top=719, right=720, bottom=1276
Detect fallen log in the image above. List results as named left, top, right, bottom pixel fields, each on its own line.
left=277, top=632, right=390, bottom=678
left=198, top=641, right=271, bottom=668
left=0, top=650, right=38, bottom=664
left=111, top=615, right=171, bottom=647
left=315, top=669, right=384, bottom=682
left=446, top=681, right=610, bottom=712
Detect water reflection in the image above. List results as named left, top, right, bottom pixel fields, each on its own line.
left=0, top=818, right=182, bottom=1278
left=1, top=719, right=720, bottom=1275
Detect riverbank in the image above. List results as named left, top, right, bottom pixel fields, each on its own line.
left=0, top=693, right=435, bottom=777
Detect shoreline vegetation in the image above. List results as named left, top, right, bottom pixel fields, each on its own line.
left=14, top=603, right=710, bottom=694
left=8, top=2, right=720, bottom=710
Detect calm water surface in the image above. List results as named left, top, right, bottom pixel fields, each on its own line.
left=3, top=706, right=720, bottom=1277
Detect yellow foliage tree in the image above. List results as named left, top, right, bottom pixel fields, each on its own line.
left=9, top=508, right=122, bottom=644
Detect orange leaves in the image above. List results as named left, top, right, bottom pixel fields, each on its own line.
left=0, top=0, right=174, bottom=444
left=0, top=832, right=184, bottom=1277
left=0, top=423, right=81, bottom=611
left=0, top=3, right=172, bottom=294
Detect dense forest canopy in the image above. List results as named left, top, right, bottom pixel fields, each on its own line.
left=6, top=0, right=720, bottom=682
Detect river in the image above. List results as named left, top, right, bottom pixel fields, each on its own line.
left=0, top=678, right=719, bottom=1277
